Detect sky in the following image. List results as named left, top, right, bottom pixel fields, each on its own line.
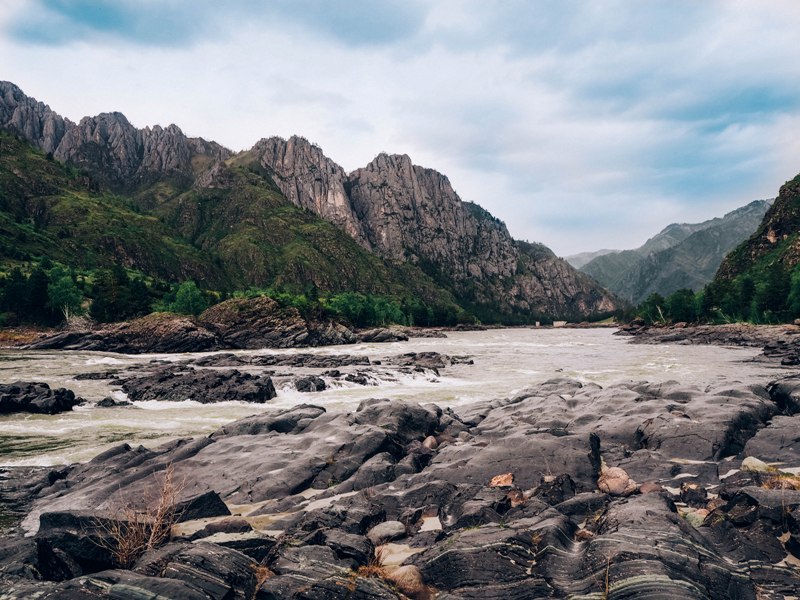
left=1, top=1, right=800, bottom=256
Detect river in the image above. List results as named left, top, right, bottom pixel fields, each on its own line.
left=0, top=328, right=782, bottom=467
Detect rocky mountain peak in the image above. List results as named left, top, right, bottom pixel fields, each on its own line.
left=0, top=80, right=70, bottom=155
left=1, top=81, right=619, bottom=320
left=0, top=83, right=222, bottom=189
left=251, top=135, right=368, bottom=244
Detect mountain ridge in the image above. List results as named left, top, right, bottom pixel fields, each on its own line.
left=579, top=199, right=772, bottom=304
left=0, top=80, right=618, bottom=321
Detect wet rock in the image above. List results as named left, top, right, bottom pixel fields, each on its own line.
left=198, top=296, right=356, bottom=349
left=26, top=313, right=222, bottom=354
left=0, top=382, right=83, bottom=415
left=249, top=353, right=370, bottom=368
left=95, top=397, right=131, bottom=408
left=8, top=374, right=800, bottom=596
left=345, top=372, right=376, bottom=386
left=121, top=367, right=277, bottom=404
left=322, top=529, right=372, bottom=565
left=533, top=473, right=577, bottom=505
left=357, top=328, right=409, bottom=343
left=46, top=568, right=212, bottom=599
left=295, top=376, right=326, bottom=393
left=190, top=517, right=252, bottom=540
left=74, top=371, right=120, bottom=380
left=390, top=352, right=451, bottom=370
left=212, top=404, right=325, bottom=437
left=133, top=541, right=258, bottom=600
left=679, top=482, right=708, bottom=508
left=744, top=415, right=800, bottom=463
left=175, top=490, right=231, bottom=522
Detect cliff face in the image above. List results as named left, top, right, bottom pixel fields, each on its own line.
left=251, top=136, right=367, bottom=244
left=259, top=144, right=618, bottom=318
left=0, top=81, right=230, bottom=189
left=715, top=176, right=800, bottom=281
left=347, top=154, right=517, bottom=279
left=0, top=80, right=619, bottom=320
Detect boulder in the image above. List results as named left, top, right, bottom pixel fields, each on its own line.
left=121, top=367, right=277, bottom=404
left=366, top=521, right=406, bottom=545
left=0, top=382, right=82, bottom=415
left=198, top=296, right=356, bottom=349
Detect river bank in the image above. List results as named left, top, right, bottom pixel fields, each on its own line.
left=618, top=321, right=800, bottom=365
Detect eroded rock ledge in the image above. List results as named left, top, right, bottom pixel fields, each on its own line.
left=619, top=321, right=800, bottom=365
left=2, top=375, right=800, bottom=598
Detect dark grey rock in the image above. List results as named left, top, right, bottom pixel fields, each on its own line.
left=0, top=382, right=82, bottom=415
left=121, top=367, right=277, bottom=404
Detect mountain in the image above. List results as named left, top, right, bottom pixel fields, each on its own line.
left=579, top=200, right=772, bottom=304
left=0, top=81, right=618, bottom=322
left=715, top=173, right=800, bottom=282
left=565, top=249, right=619, bottom=270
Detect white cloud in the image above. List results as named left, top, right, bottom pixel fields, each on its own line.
left=1, top=1, right=799, bottom=254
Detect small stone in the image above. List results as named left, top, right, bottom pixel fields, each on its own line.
left=741, top=456, right=772, bottom=473
left=598, top=464, right=637, bottom=497
left=386, top=565, right=429, bottom=599
left=422, top=435, right=439, bottom=450
left=489, top=472, right=514, bottom=487
left=639, top=481, right=663, bottom=494
left=683, top=508, right=709, bottom=528
left=367, top=521, right=406, bottom=546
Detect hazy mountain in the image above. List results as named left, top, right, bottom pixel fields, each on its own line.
left=580, top=200, right=772, bottom=304
left=565, top=249, right=619, bottom=269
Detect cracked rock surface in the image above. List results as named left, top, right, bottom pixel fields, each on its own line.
left=2, top=376, right=800, bottom=598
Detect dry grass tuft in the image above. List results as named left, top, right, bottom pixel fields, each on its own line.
left=356, top=544, right=390, bottom=579
left=760, top=473, right=800, bottom=490
left=93, top=464, right=184, bottom=568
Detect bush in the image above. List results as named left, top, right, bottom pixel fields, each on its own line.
left=169, top=280, right=208, bottom=316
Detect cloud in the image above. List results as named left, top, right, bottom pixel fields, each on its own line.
left=1, top=1, right=799, bottom=254
left=6, top=0, right=429, bottom=47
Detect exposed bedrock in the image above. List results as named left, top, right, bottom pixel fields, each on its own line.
left=119, top=366, right=277, bottom=404
left=4, top=376, right=800, bottom=597
left=0, top=382, right=83, bottom=415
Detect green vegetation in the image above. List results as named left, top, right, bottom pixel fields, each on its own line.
left=632, top=261, right=800, bottom=325
left=0, top=132, right=470, bottom=327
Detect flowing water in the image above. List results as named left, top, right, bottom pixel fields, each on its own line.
left=0, top=328, right=784, bottom=467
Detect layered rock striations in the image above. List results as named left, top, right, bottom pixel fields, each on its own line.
left=4, top=376, right=800, bottom=596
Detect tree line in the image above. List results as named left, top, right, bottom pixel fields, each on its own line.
left=0, top=260, right=469, bottom=328
left=634, top=261, right=800, bottom=325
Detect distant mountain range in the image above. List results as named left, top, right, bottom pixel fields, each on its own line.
left=567, top=200, right=772, bottom=305
left=0, top=81, right=617, bottom=322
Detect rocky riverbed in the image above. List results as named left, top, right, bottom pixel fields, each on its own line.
left=1, top=327, right=800, bottom=598
left=2, top=373, right=800, bottom=597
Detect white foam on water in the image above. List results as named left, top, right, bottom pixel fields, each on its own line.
left=85, top=356, right=125, bottom=365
